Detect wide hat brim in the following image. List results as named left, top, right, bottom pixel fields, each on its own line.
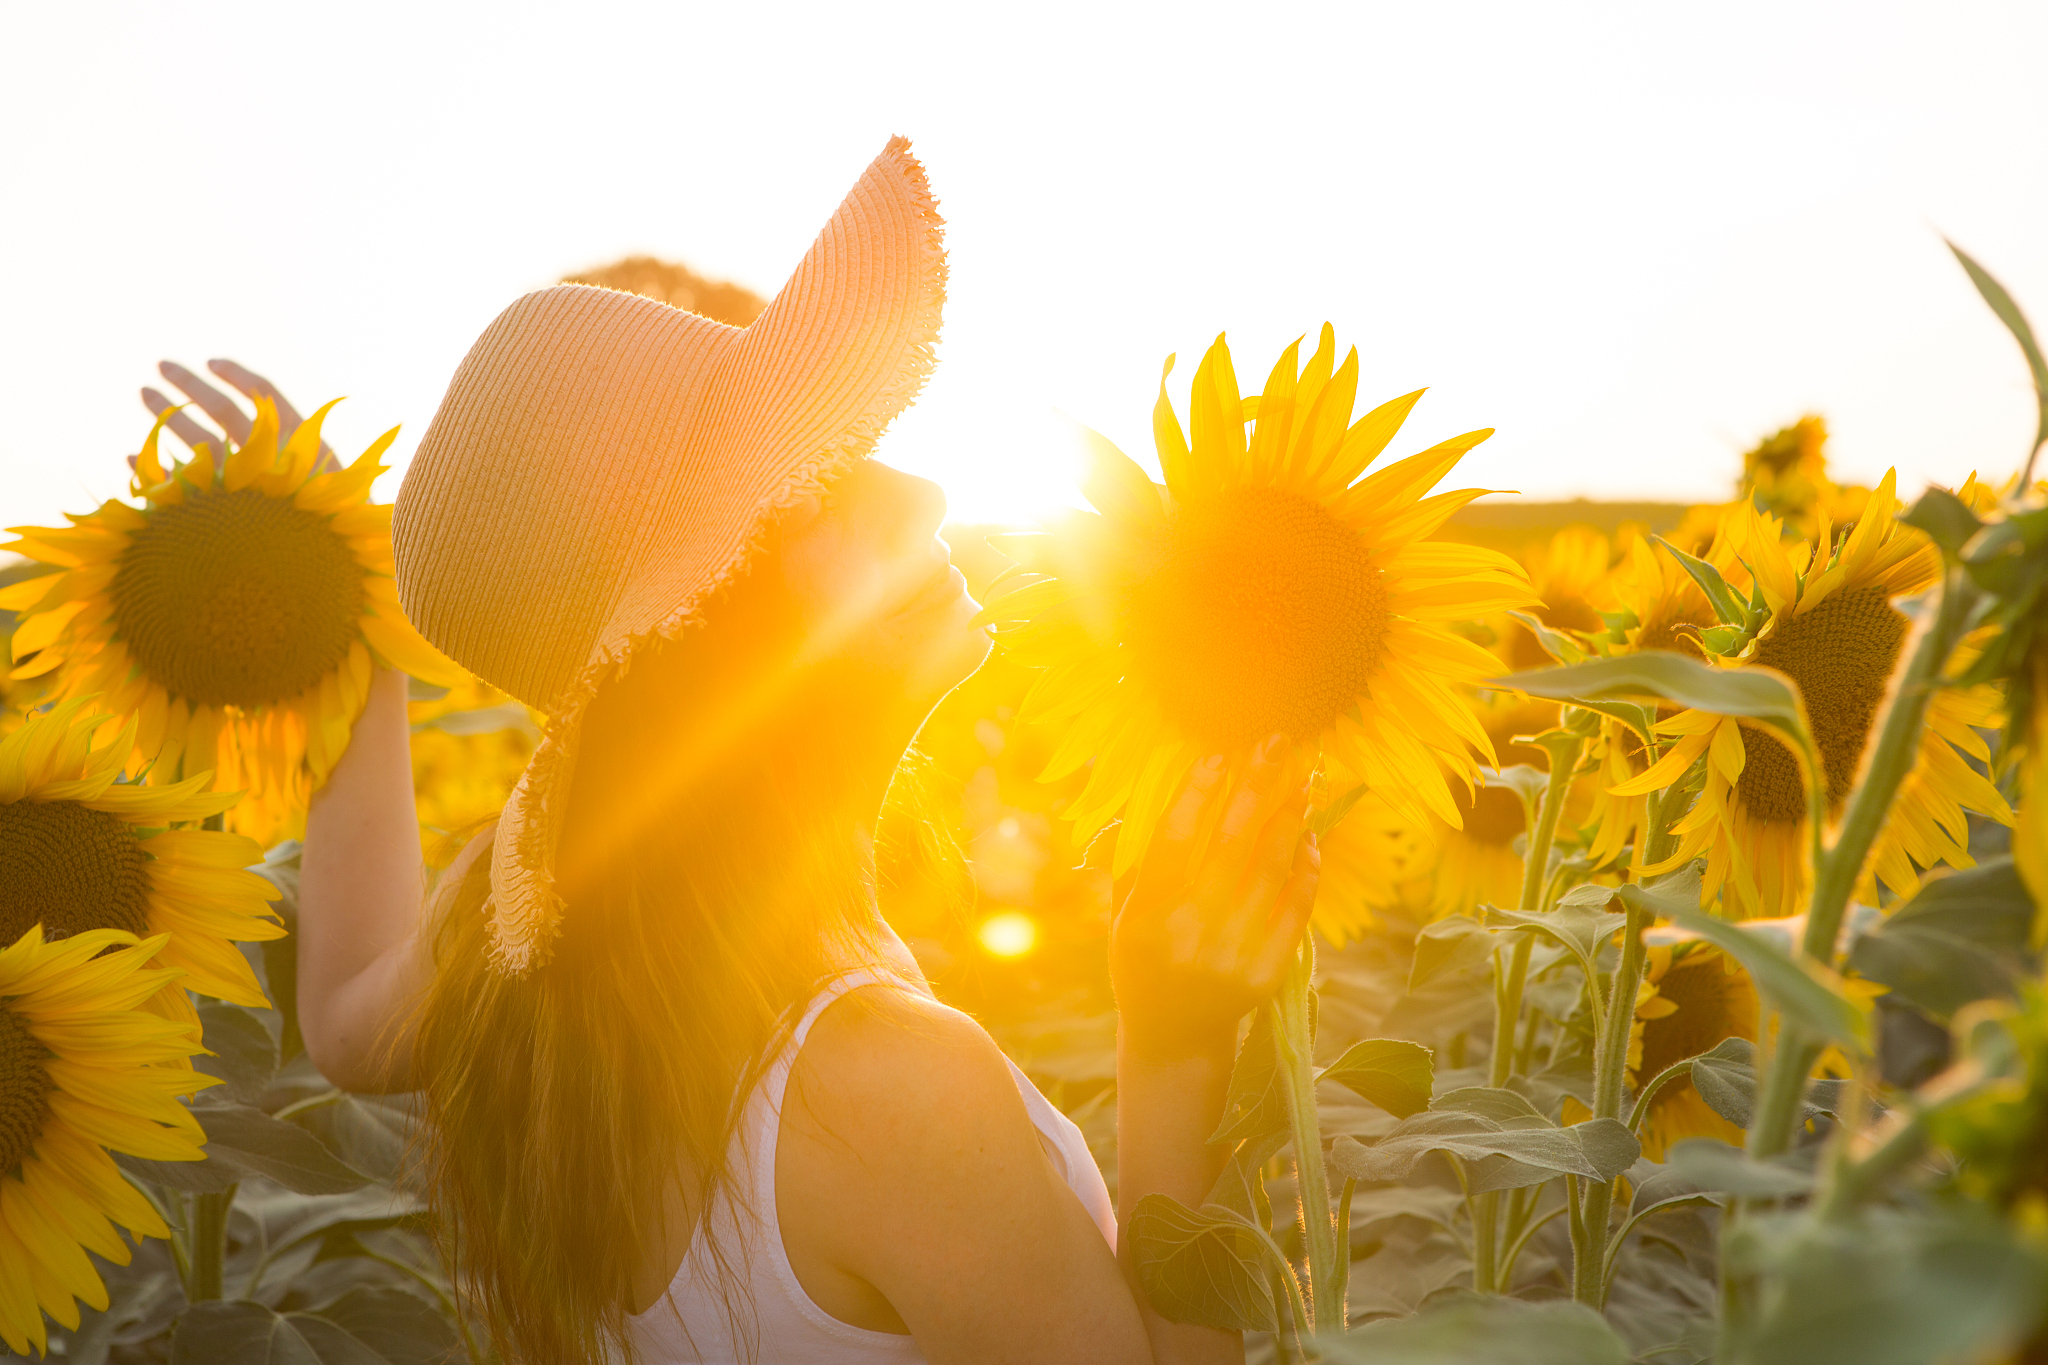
left=394, top=136, right=946, bottom=974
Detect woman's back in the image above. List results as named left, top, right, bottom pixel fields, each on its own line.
left=628, top=961, right=1115, bottom=1363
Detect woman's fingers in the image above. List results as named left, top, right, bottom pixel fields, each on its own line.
left=159, top=361, right=253, bottom=445
left=214, top=358, right=339, bottom=473
left=1247, top=833, right=1321, bottom=990
left=210, top=359, right=306, bottom=429
left=1129, top=753, right=1227, bottom=913
left=139, top=387, right=223, bottom=453
left=1201, top=788, right=1309, bottom=965
left=1201, top=733, right=1304, bottom=897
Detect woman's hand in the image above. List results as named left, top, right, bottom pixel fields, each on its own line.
left=1109, top=733, right=1321, bottom=1061
left=136, top=358, right=337, bottom=472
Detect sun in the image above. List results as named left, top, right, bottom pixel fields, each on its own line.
left=0, top=924, right=218, bottom=1355
left=0, top=698, right=285, bottom=1018
left=1614, top=471, right=2012, bottom=916
left=978, top=326, right=1536, bottom=903
left=2, top=399, right=466, bottom=844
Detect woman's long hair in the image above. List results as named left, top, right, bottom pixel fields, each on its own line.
left=412, top=556, right=890, bottom=1364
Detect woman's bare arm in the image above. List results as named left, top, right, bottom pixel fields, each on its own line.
left=297, top=666, right=444, bottom=1091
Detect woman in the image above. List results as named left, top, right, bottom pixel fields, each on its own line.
left=171, top=140, right=1319, bottom=1364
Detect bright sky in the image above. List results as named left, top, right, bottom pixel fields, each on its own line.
left=4, top=2, right=2045, bottom=532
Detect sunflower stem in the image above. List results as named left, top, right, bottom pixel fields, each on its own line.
left=1471, top=1188, right=1501, bottom=1295
left=1472, top=734, right=1582, bottom=1296
left=1269, top=933, right=1339, bottom=1331
left=186, top=1186, right=236, bottom=1302
left=1575, top=892, right=1650, bottom=1308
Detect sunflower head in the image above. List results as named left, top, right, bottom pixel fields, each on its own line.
left=1615, top=471, right=2010, bottom=915
left=1741, top=415, right=1834, bottom=519
left=1502, top=526, right=1616, bottom=671
left=1629, top=941, right=1759, bottom=1160
left=2, top=400, right=465, bottom=843
left=0, top=696, right=284, bottom=1011
left=0, top=924, right=216, bottom=1355
left=981, top=328, right=1536, bottom=882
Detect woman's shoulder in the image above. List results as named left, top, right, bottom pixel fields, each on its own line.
left=790, top=982, right=1025, bottom=1135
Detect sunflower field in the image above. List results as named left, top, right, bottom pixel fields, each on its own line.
left=2, top=243, right=2046, bottom=1365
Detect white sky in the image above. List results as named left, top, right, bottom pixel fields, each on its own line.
left=4, top=2, right=2045, bottom=531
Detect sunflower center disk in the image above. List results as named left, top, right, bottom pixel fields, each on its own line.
left=1124, top=488, right=1388, bottom=750
left=0, top=1002, right=53, bottom=1177
left=112, top=486, right=365, bottom=709
left=1462, top=785, right=1528, bottom=848
left=0, top=800, right=155, bottom=946
left=1636, top=954, right=1756, bottom=1082
left=1735, top=584, right=1909, bottom=823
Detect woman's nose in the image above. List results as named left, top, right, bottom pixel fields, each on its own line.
left=865, top=461, right=949, bottom=541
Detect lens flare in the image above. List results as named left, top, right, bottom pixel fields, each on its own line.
left=977, top=910, right=1038, bottom=958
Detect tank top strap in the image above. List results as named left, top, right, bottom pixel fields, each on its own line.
left=750, top=965, right=928, bottom=1166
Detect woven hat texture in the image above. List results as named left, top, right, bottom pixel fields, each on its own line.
left=393, top=136, right=946, bottom=973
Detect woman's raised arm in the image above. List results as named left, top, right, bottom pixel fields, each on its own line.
left=297, top=667, right=444, bottom=1091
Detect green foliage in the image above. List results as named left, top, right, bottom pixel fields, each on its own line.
left=1722, top=1205, right=2048, bottom=1365
left=1948, top=239, right=2048, bottom=474
left=1848, top=859, right=2039, bottom=1020
left=1318, top=1039, right=1434, bottom=1119
left=1127, top=1195, right=1295, bottom=1334
left=1328, top=1096, right=1638, bottom=1192
left=1314, top=1294, right=1632, bottom=1365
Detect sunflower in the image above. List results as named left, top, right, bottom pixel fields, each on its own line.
left=1614, top=471, right=2012, bottom=917
left=1740, top=415, right=1835, bottom=526
left=0, top=923, right=218, bottom=1355
left=0, top=697, right=283, bottom=1019
left=1312, top=789, right=1437, bottom=943
left=1501, top=526, right=1617, bottom=672
left=1626, top=941, right=1758, bottom=1161
left=980, top=327, right=1537, bottom=892
left=408, top=676, right=541, bottom=869
left=1417, top=782, right=1531, bottom=921
left=1, top=399, right=466, bottom=844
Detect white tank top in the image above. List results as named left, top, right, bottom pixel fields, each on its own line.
left=625, top=958, right=1117, bottom=1363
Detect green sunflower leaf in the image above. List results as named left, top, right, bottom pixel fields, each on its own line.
left=1686, top=1038, right=1854, bottom=1130
left=1319, top=1039, right=1434, bottom=1118
left=1660, top=1136, right=1814, bottom=1197
left=1847, top=858, right=2037, bottom=1019
left=1128, top=1195, right=1289, bottom=1333
left=1311, top=1291, right=1632, bottom=1365
left=1722, top=1203, right=2048, bottom=1365
left=1901, top=487, right=1986, bottom=561
left=192, top=1002, right=280, bottom=1109
left=1948, top=240, right=2048, bottom=467
left=1326, top=1110, right=1639, bottom=1190
left=1505, top=610, right=1585, bottom=665
left=1654, top=535, right=1753, bottom=627
left=1209, top=1008, right=1288, bottom=1144
left=188, top=1103, right=371, bottom=1196
left=1485, top=883, right=1626, bottom=984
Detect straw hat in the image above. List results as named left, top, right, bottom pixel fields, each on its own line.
left=393, top=137, right=946, bottom=975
